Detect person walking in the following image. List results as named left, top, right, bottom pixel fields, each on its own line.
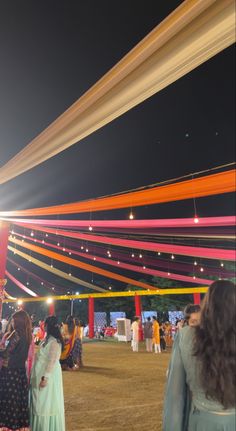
left=152, top=316, right=161, bottom=353
left=30, top=315, right=65, bottom=431
left=163, top=280, right=236, bottom=431
left=143, top=317, right=153, bottom=352
left=131, top=316, right=140, bottom=352
left=0, top=310, right=32, bottom=431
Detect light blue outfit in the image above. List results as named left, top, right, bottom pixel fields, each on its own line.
left=163, top=326, right=235, bottom=431
left=30, top=336, right=65, bottom=431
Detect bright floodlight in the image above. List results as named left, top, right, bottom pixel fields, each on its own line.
left=46, top=297, right=53, bottom=304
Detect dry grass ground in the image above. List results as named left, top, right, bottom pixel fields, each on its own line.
left=63, top=340, right=170, bottom=431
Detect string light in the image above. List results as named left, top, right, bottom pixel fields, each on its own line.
left=89, top=226, right=93, bottom=231
left=45, top=233, right=48, bottom=237
left=129, top=211, right=134, bottom=220
left=93, top=257, right=96, bottom=261
left=42, top=240, right=45, bottom=244
left=57, top=242, right=60, bottom=246
left=30, top=231, right=34, bottom=237
left=69, top=252, right=72, bottom=255
left=63, top=247, right=66, bottom=251
left=139, top=254, right=142, bottom=258
left=69, top=272, right=72, bottom=276
left=86, top=248, right=89, bottom=253
left=171, top=254, right=175, bottom=260
left=131, top=253, right=135, bottom=258
left=109, top=286, right=112, bottom=290
left=220, top=263, right=224, bottom=267
left=194, top=261, right=198, bottom=266
left=17, top=267, right=20, bottom=271
left=168, top=272, right=170, bottom=276
left=200, top=267, right=204, bottom=272
left=143, top=266, right=146, bottom=269
left=117, top=261, right=120, bottom=265
left=193, top=275, right=196, bottom=280
left=157, top=252, right=161, bottom=256
left=194, top=216, right=199, bottom=224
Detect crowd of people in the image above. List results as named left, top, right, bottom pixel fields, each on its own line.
left=0, top=279, right=235, bottom=431
left=0, top=313, right=84, bottom=431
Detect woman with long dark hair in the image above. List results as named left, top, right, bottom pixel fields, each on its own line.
left=30, top=315, right=65, bottom=431
left=0, top=310, right=32, bottom=431
left=163, top=280, right=236, bottom=430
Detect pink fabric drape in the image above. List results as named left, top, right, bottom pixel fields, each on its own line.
left=6, top=271, right=38, bottom=297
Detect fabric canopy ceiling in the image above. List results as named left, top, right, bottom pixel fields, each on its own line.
left=1, top=169, right=235, bottom=217
left=0, top=0, right=234, bottom=185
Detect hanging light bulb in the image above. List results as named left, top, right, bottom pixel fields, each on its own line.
left=30, top=231, right=34, bottom=237
left=69, top=252, right=72, bottom=255
left=171, top=254, right=175, bottom=260
left=26, top=282, right=29, bottom=286
left=45, top=233, right=48, bottom=237
left=86, top=248, right=89, bottom=253
left=131, top=253, right=135, bottom=258
left=50, top=264, right=53, bottom=268
left=129, top=211, right=134, bottom=220
left=57, top=242, right=60, bottom=247
left=117, top=261, right=120, bottom=264
left=63, top=247, right=66, bottom=251
left=194, top=216, right=199, bottom=224
left=200, top=267, right=204, bottom=272
left=88, top=226, right=93, bottom=231
left=69, top=272, right=72, bottom=276
left=168, top=272, right=170, bottom=276
left=109, top=286, right=112, bottom=290
left=93, top=257, right=96, bottom=261
left=193, top=275, right=196, bottom=280
left=42, top=240, right=45, bottom=244
left=139, top=254, right=142, bottom=258
left=143, top=266, right=146, bottom=270
left=220, top=263, right=224, bottom=267
left=194, top=261, right=198, bottom=266
left=17, top=267, right=20, bottom=271
left=41, top=282, right=44, bottom=285
left=157, top=252, right=161, bottom=256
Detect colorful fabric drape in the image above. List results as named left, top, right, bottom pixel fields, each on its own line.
left=11, top=231, right=235, bottom=279
left=7, top=246, right=106, bottom=293
left=1, top=169, right=235, bottom=217
left=6, top=271, right=38, bottom=297
left=0, top=0, right=234, bottom=186
left=4, top=215, right=236, bottom=228
left=13, top=224, right=235, bottom=261
left=8, top=238, right=158, bottom=291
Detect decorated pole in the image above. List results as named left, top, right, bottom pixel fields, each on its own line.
left=88, top=297, right=94, bottom=339
left=0, top=221, right=10, bottom=319
left=193, top=293, right=201, bottom=305
left=134, top=294, right=144, bottom=341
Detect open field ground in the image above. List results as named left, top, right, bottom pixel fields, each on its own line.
left=63, top=340, right=170, bottom=431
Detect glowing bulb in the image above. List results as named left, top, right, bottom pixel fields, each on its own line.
left=69, top=252, right=71, bottom=255
left=52, top=287, right=55, bottom=291
left=57, top=242, right=60, bottom=246
left=171, top=254, right=175, bottom=260
left=17, top=300, right=23, bottom=306
left=194, top=217, right=199, bottom=224
left=193, top=275, right=196, bottom=280
left=158, top=252, right=161, bottom=256
left=200, top=267, right=204, bottom=272
left=131, top=253, right=135, bottom=258
left=34, top=239, right=37, bottom=242
left=42, top=240, right=45, bottom=244
left=93, top=257, right=96, bottom=261
left=129, top=212, right=134, bottom=220
left=17, top=267, right=20, bottom=271
left=63, top=247, right=65, bottom=251
left=45, top=234, right=48, bottom=237
left=89, top=226, right=93, bottom=231
left=46, top=298, right=53, bottom=304
left=86, top=248, right=89, bottom=253
left=41, top=282, right=44, bottom=285
left=81, top=246, right=84, bottom=250
left=30, top=231, right=34, bottom=237
left=109, top=286, right=112, bottom=290
left=139, top=254, right=142, bottom=258
left=220, top=263, right=224, bottom=267
left=69, top=272, right=72, bottom=276
left=117, top=261, right=120, bottom=264
left=168, top=272, right=170, bottom=276
left=76, top=292, right=79, bottom=295
left=194, top=261, right=198, bottom=266
left=143, top=266, right=146, bottom=269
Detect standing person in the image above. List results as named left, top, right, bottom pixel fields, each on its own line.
left=152, top=316, right=161, bottom=353
left=30, top=315, right=65, bottom=431
left=131, top=316, right=140, bottom=352
left=160, top=323, right=166, bottom=351
left=163, top=280, right=236, bottom=431
left=0, top=310, right=32, bottom=431
left=60, top=315, right=76, bottom=370
left=72, top=317, right=83, bottom=369
left=184, top=304, right=201, bottom=327
left=143, top=317, right=153, bottom=352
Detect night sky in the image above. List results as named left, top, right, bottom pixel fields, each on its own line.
left=0, top=1, right=235, bottom=303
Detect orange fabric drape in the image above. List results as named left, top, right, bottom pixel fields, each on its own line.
left=9, top=237, right=158, bottom=291
left=1, top=169, right=235, bottom=217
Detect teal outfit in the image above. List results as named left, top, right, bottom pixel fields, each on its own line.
left=163, top=326, right=235, bottom=431
left=30, top=336, right=65, bottom=431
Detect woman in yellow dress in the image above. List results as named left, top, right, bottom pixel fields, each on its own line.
left=152, top=316, right=161, bottom=353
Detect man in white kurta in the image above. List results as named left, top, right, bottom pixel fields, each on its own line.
left=131, top=317, right=140, bottom=352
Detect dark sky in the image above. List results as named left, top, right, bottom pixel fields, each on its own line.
left=0, top=0, right=235, bottom=216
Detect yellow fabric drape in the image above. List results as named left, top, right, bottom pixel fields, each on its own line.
left=0, top=169, right=235, bottom=217
left=7, top=245, right=106, bottom=293
left=0, top=0, right=234, bottom=186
